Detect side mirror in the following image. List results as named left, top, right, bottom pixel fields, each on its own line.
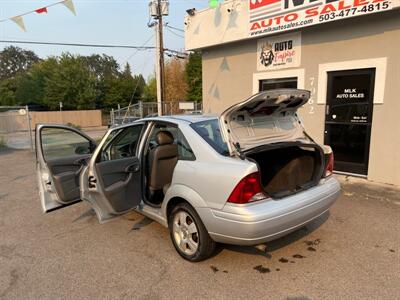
left=89, top=141, right=97, bottom=152
left=75, top=145, right=90, bottom=155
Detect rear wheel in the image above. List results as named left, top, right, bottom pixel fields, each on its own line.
left=168, top=202, right=216, bottom=262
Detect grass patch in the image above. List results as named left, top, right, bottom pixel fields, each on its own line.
left=0, top=135, right=7, bottom=150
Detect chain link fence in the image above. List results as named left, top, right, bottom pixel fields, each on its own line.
left=0, top=106, right=34, bottom=150
left=110, top=101, right=202, bottom=126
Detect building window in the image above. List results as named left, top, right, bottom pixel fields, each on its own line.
left=259, top=77, right=298, bottom=92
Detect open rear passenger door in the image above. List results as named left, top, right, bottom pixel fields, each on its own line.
left=36, top=124, right=97, bottom=212
left=80, top=123, right=146, bottom=222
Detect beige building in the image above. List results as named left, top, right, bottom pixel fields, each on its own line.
left=185, top=0, right=400, bottom=186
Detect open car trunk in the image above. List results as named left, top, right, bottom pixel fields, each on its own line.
left=219, top=89, right=329, bottom=198
left=245, top=142, right=325, bottom=198
left=219, top=89, right=311, bottom=156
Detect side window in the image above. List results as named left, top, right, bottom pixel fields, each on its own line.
left=190, top=120, right=229, bottom=156
left=147, top=123, right=195, bottom=161
left=176, top=129, right=195, bottom=161
left=41, top=128, right=92, bottom=161
left=101, top=125, right=143, bottom=161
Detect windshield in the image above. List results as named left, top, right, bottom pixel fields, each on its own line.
left=190, top=119, right=229, bottom=156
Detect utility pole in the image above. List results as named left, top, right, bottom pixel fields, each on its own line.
left=149, top=0, right=168, bottom=116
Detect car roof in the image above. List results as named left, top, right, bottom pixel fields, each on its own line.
left=111, top=114, right=217, bottom=130
left=160, top=114, right=217, bottom=123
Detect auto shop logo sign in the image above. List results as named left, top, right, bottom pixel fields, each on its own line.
left=257, top=32, right=301, bottom=70
left=249, top=0, right=392, bottom=37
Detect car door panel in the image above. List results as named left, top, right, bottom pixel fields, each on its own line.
left=47, top=154, right=91, bottom=203
left=36, top=124, right=96, bottom=212
left=36, top=122, right=147, bottom=222
left=80, top=123, right=146, bottom=222
left=95, top=157, right=141, bottom=213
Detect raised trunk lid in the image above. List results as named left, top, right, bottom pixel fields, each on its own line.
left=219, top=89, right=310, bottom=156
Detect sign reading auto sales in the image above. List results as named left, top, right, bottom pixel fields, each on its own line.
left=249, top=0, right=392, bottom=37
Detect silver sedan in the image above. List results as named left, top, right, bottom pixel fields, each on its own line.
left=35, top=89, right=341, bottom=261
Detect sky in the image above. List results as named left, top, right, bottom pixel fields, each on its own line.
left=0, top=0, right=208, bottom=79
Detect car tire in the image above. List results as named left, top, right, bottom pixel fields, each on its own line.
left=168, top=202, right=216, bottom=262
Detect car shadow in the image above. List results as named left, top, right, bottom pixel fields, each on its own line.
left=129, top=217, right=154, bottom=233
left=72, top=208, right=96, bottom=223
left=215, top=211, right=330, bottom=258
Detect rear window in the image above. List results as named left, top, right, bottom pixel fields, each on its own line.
left=190, top=119, right=229, bottom=156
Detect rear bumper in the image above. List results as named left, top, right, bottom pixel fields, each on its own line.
left=196, top=177, right=341, bottom=246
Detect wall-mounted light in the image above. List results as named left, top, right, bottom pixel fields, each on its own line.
left=227, top=1, right=242, bottom=13
left=186, top=8, right=196, bottom=17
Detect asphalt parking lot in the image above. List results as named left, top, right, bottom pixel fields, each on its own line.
left=0, top=149, right=399, bottom=300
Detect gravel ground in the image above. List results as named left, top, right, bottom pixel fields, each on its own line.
left=0, top=149, right=399, bottom=300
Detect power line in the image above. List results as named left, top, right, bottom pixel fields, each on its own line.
left=122, top=51, right=154, bottom=122
left=165, top=26, right=184, bottom=38
left=0, top=38, right=189, bottom=57
left=121, top=34, right=155, bottom=66
left=165, top=24, right=184, bottom=32
left=0, top=40, right=155, bottom=50
left=164, top=48, right=188, bottom=56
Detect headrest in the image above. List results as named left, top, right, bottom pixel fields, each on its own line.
left=156, top=131, right=174, bottom=145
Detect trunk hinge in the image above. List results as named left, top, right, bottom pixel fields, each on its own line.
left=234, top=142, right=245, bottom=160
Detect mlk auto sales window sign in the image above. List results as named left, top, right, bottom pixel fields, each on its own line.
left=257, top=33, right=301, bottom=70
left=249, top=0, right=392, bottom=37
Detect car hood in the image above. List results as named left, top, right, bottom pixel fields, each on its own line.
left=219, top=89, right=310, bottom=156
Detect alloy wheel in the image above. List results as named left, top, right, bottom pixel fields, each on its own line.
left=172, top=211, right=199, bottom=256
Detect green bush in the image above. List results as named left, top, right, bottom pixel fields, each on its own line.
left=0, top=135, right=7, bottom=150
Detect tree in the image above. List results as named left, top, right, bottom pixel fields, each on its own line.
left=164, top=58, right=188, bottom=102
left=143, top=76, right=157, bottom=102
left=82, top=54, right=121, bottom=109
left=0, top=46, right=40, bottom=80
left=14, top=57, right=58, bottom=106
left=43, top=54, right=96, bottom=110
left=83, top=54, right=120, bottom=79
left=0, top=79, right=17, bottom=106
left=101, top=63, right=146, bottom=109
left=133, top=74, right=146, bottom=101
left=0, top=46, right=153, bottom=110
left=185, top=51, right=202, bottom=102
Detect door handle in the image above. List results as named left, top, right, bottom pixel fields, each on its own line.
left=88, top=176, right=97, bottom=188
left=125, top=163, right=140, bottom=173
left=74, top=158, right=88, bottom=166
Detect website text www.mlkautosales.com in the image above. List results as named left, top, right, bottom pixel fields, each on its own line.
left=250, top=19, right=314, bottom=36
left=249, top=0, right=391, bottom=37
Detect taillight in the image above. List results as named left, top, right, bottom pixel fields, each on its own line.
left=325, top=152, right=334, bottom=177
left=227, top=172, right=269, bottom=204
